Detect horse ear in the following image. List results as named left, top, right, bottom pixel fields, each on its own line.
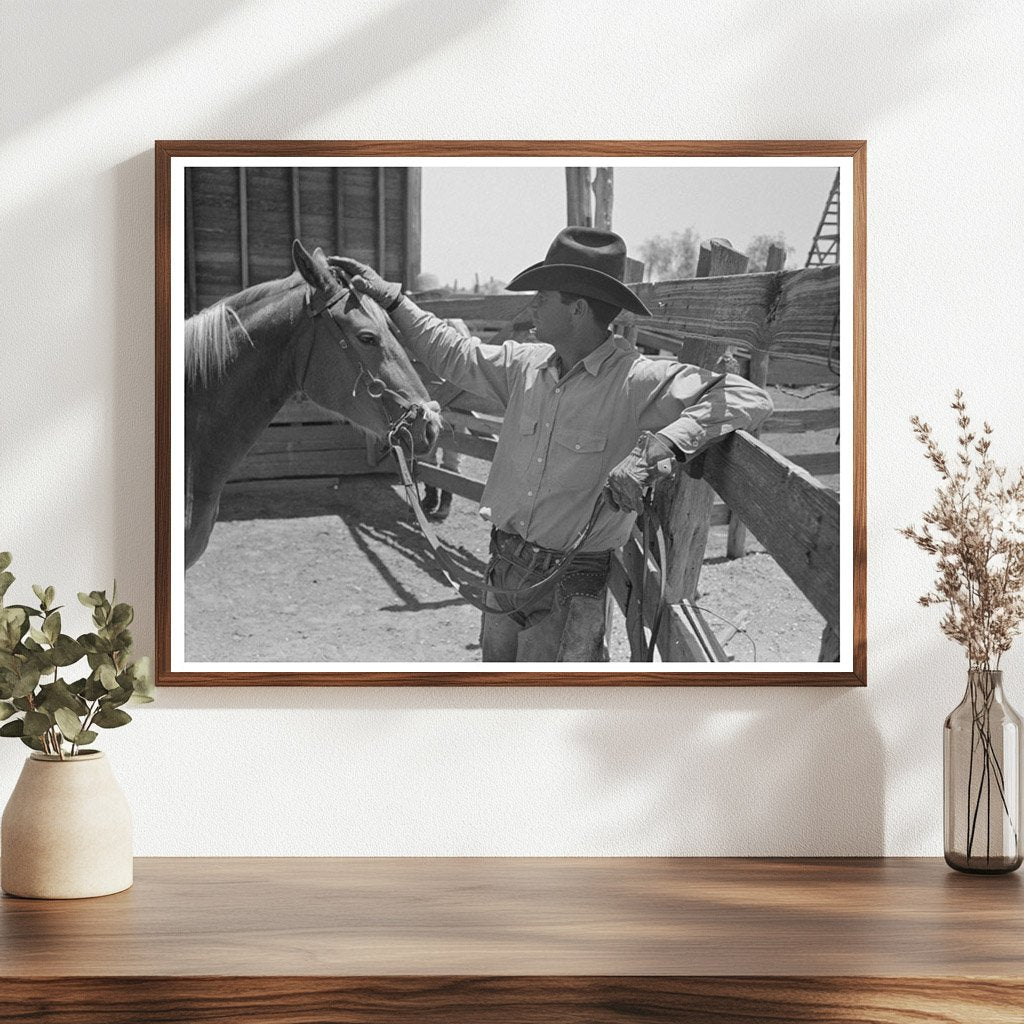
left=292, top=240, right=331, bottom=289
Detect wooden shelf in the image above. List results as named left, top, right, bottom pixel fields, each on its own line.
left=2, top=857, right=1021, bottom=1022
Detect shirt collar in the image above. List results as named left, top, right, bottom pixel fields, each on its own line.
left=542, top=332, right=622, bottom=379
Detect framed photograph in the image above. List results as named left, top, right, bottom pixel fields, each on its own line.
left=155, top=141, right=865, bottom=686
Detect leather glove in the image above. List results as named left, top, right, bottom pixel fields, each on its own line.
left=328, top=256, right=403, bottom=310
left=605, top=432, right=677, bottom=513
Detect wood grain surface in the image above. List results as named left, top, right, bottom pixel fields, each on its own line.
left=2, top=857, right=1020, bottom=1022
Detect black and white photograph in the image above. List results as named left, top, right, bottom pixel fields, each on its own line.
left=157, top=144, right=862, bottom=683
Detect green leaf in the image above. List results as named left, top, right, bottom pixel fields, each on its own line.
left=22, top=710, right=51, bottom=738
left=50, top=635, right=85, bottom=667
left=93, top=705, right=131, bottom=729
left=76, top=633, right=102, bottom=653
left=98, top=664, right=117, bottom=691
left=54, top=707, right=85, bottom=741
left=0, top=553, right=11, bottom=573
left=8, top=604, right=42, bottom=620
left=0, top=719, right=24, bottom=737
left=83, top=675, right=107, bottom=701
left=128, top=657, right=154, bottom=698
left=0, top=701, right=16, bottom=721
left=28, top=627, right=49, bottom=647
left=110, top=603, right=133, bottom=629
left=84, top=637, right=113, bottom=659
left=42, top=611, right=60, bottom=644
left=0, top=607, right=26, bottom=651
left=103, top=685, right=132, bottom=709
left=44, top=586, right=55, bottom=608
left=0, top=651, right=20, bottom=674
left=19, top=735, right=45, bottom=752
left=0, top=572, right=14, bottom=601
left=31, top=584, right=47, bottom=608
left=37, top=678, right=88, bottom=717
left=12, top=697, right=33, bottom=712
left=75, top=730, right=98, bottom=746
left=78, top=592, right=100, bottom=608
left=11, top=664, right=41, bottom=699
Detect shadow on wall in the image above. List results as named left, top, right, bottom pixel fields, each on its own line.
left=570, top=687, right=885, bottom=856
left=732, top=0, right=974, bottom=130
left=0, top=1, right=243, bottom=139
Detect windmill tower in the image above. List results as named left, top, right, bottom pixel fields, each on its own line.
left=805, top=170, right=840, bottom=267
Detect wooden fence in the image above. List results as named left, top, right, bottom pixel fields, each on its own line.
left=411, top=256, right=841, bottom=663
left=225, top=256, right=842, bottom=663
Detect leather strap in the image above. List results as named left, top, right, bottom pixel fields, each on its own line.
left=391, top=445, right=608, bottom=617
left=639, top=490, right=668, bottom=661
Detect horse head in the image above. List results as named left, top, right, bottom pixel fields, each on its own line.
left=291, top=240, right=440, bottom=456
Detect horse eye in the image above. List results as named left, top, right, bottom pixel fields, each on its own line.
left=357, top=332, right=379, bottom=346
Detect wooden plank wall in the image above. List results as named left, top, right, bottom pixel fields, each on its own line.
left=185, top=166, right=413, bottom=315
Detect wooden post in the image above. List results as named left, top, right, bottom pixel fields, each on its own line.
left=693, top=237, right=753, bottom=561
left=818, top=623, right=840, bottom=662
left=376, top=167, right=387, bottom=273
left=696, top=238, right=750, bottom=278
left=766, top=244, right=786, bottom=272
left=238, top=168, right=250, bottom=291
left=725, top=347, right=770, bottom=558
left=565, top=167, right=592, bottom=226
left=290, top=168, right=302, bottom=242
left=404, top=167, right=422, bottom=290
left=184, top=169, right=196, bottom=316
left=333, top=168, right=345, bottom=256
left=592, top=168, right=613, bottom=230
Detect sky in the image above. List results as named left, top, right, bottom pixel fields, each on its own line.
left=420, top=165, right=838, bottom=288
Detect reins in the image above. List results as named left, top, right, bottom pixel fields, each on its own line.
left=389, top=414, right=668, bottom=660
left=389, top=436, right=607, bottom=618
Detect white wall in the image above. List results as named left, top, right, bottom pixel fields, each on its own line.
left=1, top=0, right=1022, bottom=855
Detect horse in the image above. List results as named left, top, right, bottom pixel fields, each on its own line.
left=184, top=240, right=441, bottom=570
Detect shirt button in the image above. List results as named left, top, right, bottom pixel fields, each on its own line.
left=527, top=491, right=533, bottom=496
left=545, top=422, right=550, bottom=428
left=555, top=388, right=561, bottom=394
left=519, top=520, right=525, bottom=526
left=537, top=457, right=542, bottom=463
left=574, top=444, right=581, bottom=450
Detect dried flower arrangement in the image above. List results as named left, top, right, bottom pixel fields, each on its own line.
left=901, top=390, right=1024, bottom=670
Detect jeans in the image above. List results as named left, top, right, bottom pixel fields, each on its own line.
left=480, top=528, right=612, bottom=662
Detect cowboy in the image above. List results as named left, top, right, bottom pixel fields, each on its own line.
left=333, top=227, right=772, bottom=662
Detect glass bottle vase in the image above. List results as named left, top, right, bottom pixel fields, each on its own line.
left=944, top=669, right=1023, bottom=873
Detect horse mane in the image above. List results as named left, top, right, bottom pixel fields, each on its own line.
left=184, top=304, right=252, bottom=388
left=184, top=269, right=395, bottom=387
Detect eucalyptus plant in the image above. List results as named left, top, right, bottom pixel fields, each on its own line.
left=0, top=552, right=153, bottom=759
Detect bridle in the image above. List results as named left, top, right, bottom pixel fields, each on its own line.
left=299, top=275, right=420, bottom=416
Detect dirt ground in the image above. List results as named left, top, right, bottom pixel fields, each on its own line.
left=185, top=386, right=839, bottom=665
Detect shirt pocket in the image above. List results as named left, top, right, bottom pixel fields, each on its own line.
left=550, top=427, right=609, bottom=493
left=509, top=414, right=538, bottom=476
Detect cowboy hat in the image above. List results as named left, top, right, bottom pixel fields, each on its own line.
left=506, top=226, right=651, bottom=316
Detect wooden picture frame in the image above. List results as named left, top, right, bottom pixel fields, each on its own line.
left=155, top=141, right=865, bottom=686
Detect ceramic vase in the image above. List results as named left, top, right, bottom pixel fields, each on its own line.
left=1, top=750, right=133, bottom=898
